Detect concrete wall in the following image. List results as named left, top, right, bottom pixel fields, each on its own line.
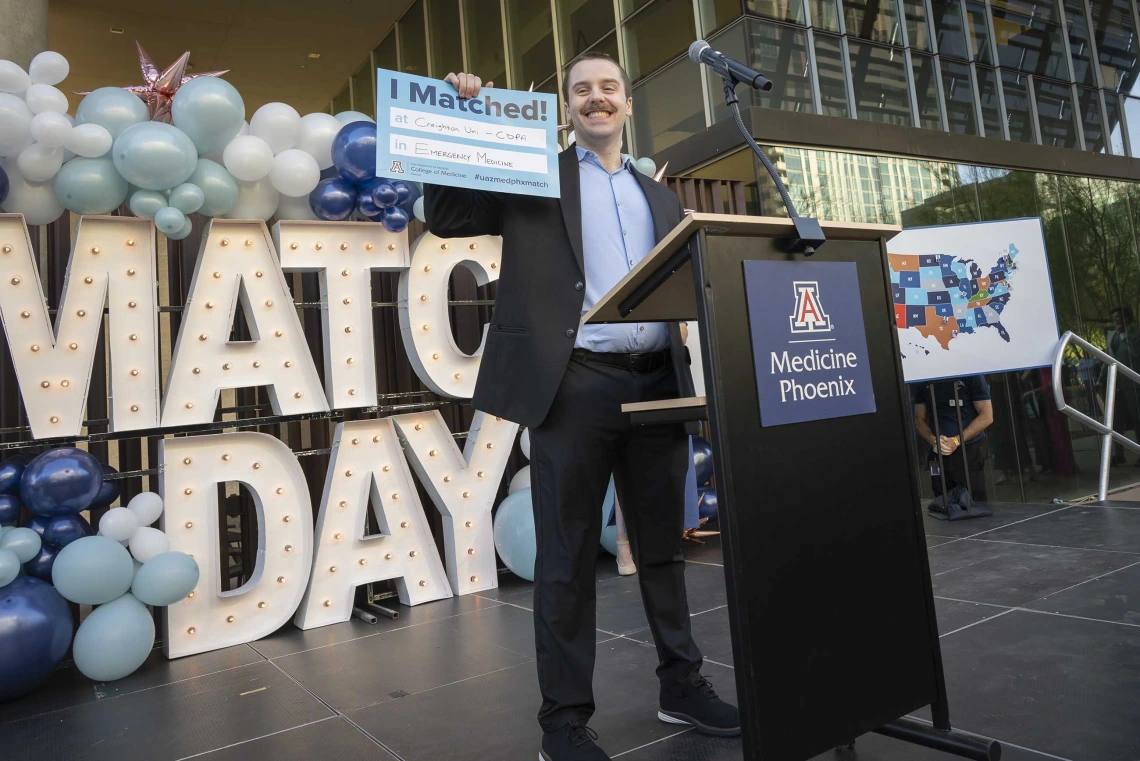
left=0, top=0, right=48, bottom=69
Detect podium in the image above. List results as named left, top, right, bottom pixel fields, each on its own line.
left=585, top=213, right=1000, bottom=761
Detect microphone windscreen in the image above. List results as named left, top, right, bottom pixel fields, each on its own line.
left=688, top=39, right=710, bottom=65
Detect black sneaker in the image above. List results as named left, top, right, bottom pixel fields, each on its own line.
left=539, top=719, right=611, bottom=761
left=659, top=673, right=741, bottom=737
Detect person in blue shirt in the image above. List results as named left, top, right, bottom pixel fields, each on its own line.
left=913, top=376, right=994, bottom=501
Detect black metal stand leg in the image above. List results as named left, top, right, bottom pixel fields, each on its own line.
left=953, top=383, right=974, bottom=500
left=876, top=717, right=1001, bottom=760
left=929, top=383, right=951, bottom=505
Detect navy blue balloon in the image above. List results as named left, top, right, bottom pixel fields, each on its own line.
left=22, top=514, right=50, bottom=538
left=355, top=192, right=384, bottom=220
left=0, top=457, right=27, bottom=495
left=331, top=121, right=377, bottom=184
left=692, top=436, right=714, bottom=485
left=382, top=205, right=410, bottom=233
left=0, top=494, right=20, bottom=525
left=309, top=178, right=357, bottom=221
left=319, top=165, right=340, bottom=180
left=697, top=486, right=718, bottom=522
left=93, top=464, right=121, bottom=508
left=43, top=514, right=94, bottom=548
left=23, top=543, right=61, bottom=582
left=0, top=575, right=72, bottom=702
left=392, top=180, right=419, bottom=206
left=0, top=163, right=8, bottom=206
left=20, top=448, right=103, bottom=518
left=366, top=179, right=399, bottom=208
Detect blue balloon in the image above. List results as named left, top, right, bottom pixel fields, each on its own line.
left=187, top=158, right=239, bottom=217
left=131, top=551, right=199, bottom=606
left=22, top=541, right=60, bottom=582
left=381, top=204, right=410, bottom=233
left=0, top=575, right=73, bottom=701
left=170, top=76, right=246, bottom=155
left=0, top=527, right=41, bottom=563
left=168, top=182, right=205, bottom=214
left=75, top=87, right=149, bottom=140
left=51, top=535, right=134, bottom=605
left=697, top=486, right=718, bottom=522
left=22, top=513, right=50, bottom=538
left=72, top=592, right=155, bottom=682
left=692, top=436, right=714, bottom=485
left=129, top=188, right=167, bottom=220
left=93, top=464, right=121, bottom=508
left=392, top=180, right=418, bottom=206
left=308, top=177, right=356, bottom=221
left=360, top=178, right=398, bottom=208
left=112, top=121, right=199, bottom=191
left=0, top=457, right=26, bottom=495
left=493, top=488, right=535, bottom=581
left=20, top=447, right=104, bottom=518
left=53, top=156, right=129, bottom=215
left=0, top=494, right=19, bottom=524
left=331, top=121, right=377, bottom=184
left=154, top=206, right=187, bottom=236
left=0, top=163, right=8, bottom=205
left=43, top=514, right=93, bottom=548
left=599, top=478, right=620, bottom=556
left=0, top=548, right=18, bottom=587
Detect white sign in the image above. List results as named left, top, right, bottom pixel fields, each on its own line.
left=886, top=218, right=1059, bottom=383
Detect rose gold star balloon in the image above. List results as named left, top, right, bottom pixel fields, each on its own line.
left=76, top=42, right=229, bottom=123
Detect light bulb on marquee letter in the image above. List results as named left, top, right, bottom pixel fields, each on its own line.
left=162, top=220, right=328, bottom=426
left=398, top=232, right=502, bottom=398
left=0, top=214, right=160, bottom=439
left=295, top=418, right=452, bottom=629
left=159, top=432, right=314, bottom=658
left=275, top=221, right=409, bottom=409
left=393, top=410, right=518, bottom=595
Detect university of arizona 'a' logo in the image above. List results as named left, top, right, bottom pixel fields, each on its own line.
left=789, top=280, right=832, bottom=333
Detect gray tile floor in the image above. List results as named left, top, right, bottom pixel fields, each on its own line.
left=1, top=501, right=1138, bottom=761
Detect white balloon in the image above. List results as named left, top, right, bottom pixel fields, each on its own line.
left=296, top=112, right=342, bottom=169
left=508, top=465, right=531, bottom=494
left=334, top=110, right=374, bottom=125
left=249, top=102, right=300, bottom=154
left=269, top=148, right=319, bottom=197
left=239, top=120, right=250, bottom=136
left=30, top=111, right=72, bottom=147
left=0, top=158, right=64, bottom=224
left=128, top=526, right=169, bottom=563
left=16, top=142, right=63, bottom=182
left=274, top=191, right=319, bottom=220
left=0, top=92, right=34, bottom=156
left=224, top=176, right=279, bottom=221
left=66, top=122, right=113, bottom=157
left=567, top=130, right=576, bottom=146
left=127, top=491, right=164, bottom=527
left=99, top=507, right=140, bottom=542
left=222, top=134, right=274, bottom=182
left=24, top=84, right=69, bottom=115
left=29, top=52, right=69, bottom=86
left=520, top=427, right=531, bottom=460
left=0, top=61, right=30, bottom=94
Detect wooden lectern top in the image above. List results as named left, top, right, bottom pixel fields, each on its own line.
left=583, top=212, right=900, bottom=325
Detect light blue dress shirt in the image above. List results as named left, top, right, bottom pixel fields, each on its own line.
left=574, top=146, right=670, bottom=353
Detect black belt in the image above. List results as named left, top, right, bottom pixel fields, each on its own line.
left=572, top=348, right=671, bottom=373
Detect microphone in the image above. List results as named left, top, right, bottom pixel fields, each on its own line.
left=688, top=40, right=773, bottom=91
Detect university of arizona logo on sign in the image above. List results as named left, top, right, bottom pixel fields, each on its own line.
left=790, top=281, right=832, bottom=333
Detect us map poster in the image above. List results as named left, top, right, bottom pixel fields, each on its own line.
left=885, top=218, right=1059, bottom=383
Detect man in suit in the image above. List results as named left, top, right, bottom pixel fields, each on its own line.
left=426, top=53, right=738, bottom=761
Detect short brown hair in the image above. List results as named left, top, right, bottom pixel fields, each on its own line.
left=562, top=51, right=632, bottom=101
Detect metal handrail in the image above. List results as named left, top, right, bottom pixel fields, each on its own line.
left=1052, top=330, right=1140, bottom=500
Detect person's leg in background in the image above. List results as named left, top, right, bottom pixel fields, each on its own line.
left=615, top=497, right=635, bottom=576
left=682, top=436, right=701, bottom=542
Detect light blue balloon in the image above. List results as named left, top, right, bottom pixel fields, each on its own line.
left=0, top=548, right=18, bottom=587
left=112, top=121, right=198, bottom=191
left=334, top=110, right=375, bottom=125
left=72, top=592, right=155, bottom=682
left=131, top=551, right=199, bottom=606
left=598, top=478, right=619, bottom=556
left=171, top=76, right=245, bottom=155
left=75, top=87, right=149, bottom=140
left=154, top=206, right=186, bottom=236
left=168, top=216, right=193, bottom=241
left=129, top=189, right=167, bottom=220
left=51, top=535, right=134, bottom=605
left=0, top=527, right=41, bottom=564
left=168, top=182, right=204, bottom=214
left=187, top=158, right=238, bottom=217
left=492, top=488, right=536, bottom=581
left=634, top=156, right=656, bottom=177
left=53, top=156, right=129, bottom=215
left=412, top=196, right=425, bottom=223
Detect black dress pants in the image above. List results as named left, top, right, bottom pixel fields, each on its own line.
left=530, top=355, right=703, bottom=732
left=931, top=438, right=988, bottom=502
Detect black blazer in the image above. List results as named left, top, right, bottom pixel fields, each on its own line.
left=425, top=147, right=695, bottom=429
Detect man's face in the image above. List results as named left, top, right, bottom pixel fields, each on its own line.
left=1115, top=312, right=1128, bottom=331
left=565, top=59, right=632, bottom=144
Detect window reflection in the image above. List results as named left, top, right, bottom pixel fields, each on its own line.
left=558, top=0, right=616, bottom=61
left=631, top=57, right=706, bottom=153
left=1123, top=96, right=1140, bottom=155
left=333, top=86, right=351, bottom=115
left=506, top=0, right=557, bottom=89
left=1063, top=0, right=1098, bottom=87
left=1087, top=0, right=1140, bottom=94
left=351, top=62, right=375, bottom=118
left=976, top=66, right=1003, bottom=137
left=842, top=0, right=903, bottom=45
left=1104, top=93, right=1125, bottom=154
left=814, top=33, right=851, bottom=116
left=746, top=0, right=807, bottom=25
left=701, top=0, right=748, bottom=33
left=941, top=58, right=977, bottom=134
left=989, top=0, right=1070, bottom=80
left=901, top=0, right=931, bottom=50
left=1001, top=70, right=1036, bottom=142
left=374, top=33, right=397, bottom=72
left=810, top=0, right=842, bottom=31
left=399, top=1, right=429, bottom=75
left=709, top=19, right=815, bottom=122
left=1035, top=79, right=1080, bottom=148
left=1078, top=87, right=1107, bottom=152
left=911, top=52, right=944, bottom=129
left=429, top=0, right=464, bottom=77
left=848, top=40, right=913, bottom=125
left=929, top=0, right=969, bottom=60
left=624, top=0, right=697, bottom=80
left=964, top=1, right=993, bottom=63
left=465, top=0, right=507, bottom=86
